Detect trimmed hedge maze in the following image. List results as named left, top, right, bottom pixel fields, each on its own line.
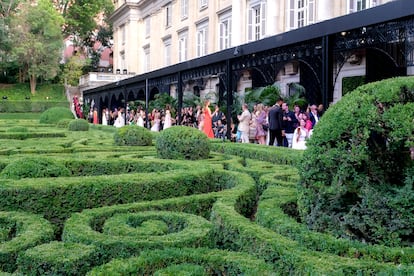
left=0, top=120, right=412, bottom=275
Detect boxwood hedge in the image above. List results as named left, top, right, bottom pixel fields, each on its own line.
left=298, top=77, right=414, bottom=246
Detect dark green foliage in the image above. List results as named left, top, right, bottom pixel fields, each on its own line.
left=39, top=107, right=74, bottom=124
left=114, top=125, right=152, bottom=146
left=0, top=157, right=71, bottom=179
left=244, top=82, right=281, bottom=109
left=342, top=75, right=365, bottom=96
left=156, top=126, right=210, bottom=160
left=148, top=93, right=177, bottom=115
left=298, top=77, right=414, bottom=246
left=256, top=181, right=414, bottom=265
left=285, top=83, right=308, bottom=110
left=68, top=119, right=89, bottom=131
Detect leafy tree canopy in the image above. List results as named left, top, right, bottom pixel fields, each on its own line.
left=59, top=0, right=114, bottom=44
left=10, top=0, right=64, bottom=93
left=0, top=0, right=22, bottom=62
left=57, top=0, right=114, bottom=71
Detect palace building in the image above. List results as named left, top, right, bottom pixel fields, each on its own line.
left=84, top=0, right=413, bottom=125
left=110, top=0, right=391, bottom=76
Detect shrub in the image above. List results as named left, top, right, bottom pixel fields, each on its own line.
left=114, top=125, right=152, bottom=146
left=39, top=107, right=74, bottom=124
left=68, top=119, right=89, bottom=131
left=156, top=126, right=210, bottom=160
left=298, top=77, right=414, bottom=246
left=0, top=156, right=71, bottom=179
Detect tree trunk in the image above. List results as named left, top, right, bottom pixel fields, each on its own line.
left=30, top=74, right=36, bottom=95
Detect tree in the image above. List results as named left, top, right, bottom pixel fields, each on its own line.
left=60, top=0, right=113, bottom=40
left=0, top=0, right=17, bottom=50
left=10, top=0, right=64, bottom=94
left=58, top=0, right=114, bottom=71
left=61, top=54, right=90, bottom=86
left=0, top=0, right=21, bottom=82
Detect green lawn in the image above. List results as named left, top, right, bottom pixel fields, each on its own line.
left=0, top=83, right=67, bottom=102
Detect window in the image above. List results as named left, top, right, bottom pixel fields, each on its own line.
left=121, top=24, right=126, bottom=45
left=199, top=0, right=208, bottom=10
left=347, top=0, right=378, bottom=13
left=165, top=3, right=172, bottom=28
left=181, top=0, right=188, bottom=19
left=196, top=21, right=208, bottom=57
left=288, top=0, right=315, bottom=30
left=247, top=0, right=266, bottom=42
left=143, top=46, right=150, bottom=72
left=120, top=52, right=125, bottom=72
left=145, top=17, right=151, bottom=38
left=164, top=38, right=172, bottom=66
left=219, top=11, right=232, bottom=50
left=178, top=31, right=188, bottom=62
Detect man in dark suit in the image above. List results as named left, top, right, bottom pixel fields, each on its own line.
left=309, top=104, right=320, bottom=128
left=268, top=97, right=285, bottom=146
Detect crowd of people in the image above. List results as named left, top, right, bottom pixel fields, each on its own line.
left=233, top=98, right=324, bottom=150
left=79, top=97, right=324, bottom=150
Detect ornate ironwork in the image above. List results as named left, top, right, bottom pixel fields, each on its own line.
left=334, top=18, right=414, bottom=67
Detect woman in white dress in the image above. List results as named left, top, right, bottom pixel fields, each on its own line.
left=163, top=110, right=172, bottom=129
left=114, top=108, right=125, bottom=128
left=136, top=110, right=145, bottom=127
left=101, top=108, right=108, bottom=125
left=151, top=112, right=161, bottom=132
left=292, top=119, right=309, bottom=150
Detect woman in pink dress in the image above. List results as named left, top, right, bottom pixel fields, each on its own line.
left=302, top=113, right=313, bottom=131
left=202, top=100, right=214, bottom=138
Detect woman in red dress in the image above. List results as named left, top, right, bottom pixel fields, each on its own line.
left=202, top=100, right=214, bottom=138
left=92, top=107, right=99, bottom=124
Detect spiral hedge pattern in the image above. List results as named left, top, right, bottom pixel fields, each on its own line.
left=0, top=211, right=54, bottom=273
left=64, top=210, right=213, bottom=260
left=0, top=101, right=411, bottom=275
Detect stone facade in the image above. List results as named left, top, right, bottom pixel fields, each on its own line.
left=109, top=0, right=392, bottom=76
